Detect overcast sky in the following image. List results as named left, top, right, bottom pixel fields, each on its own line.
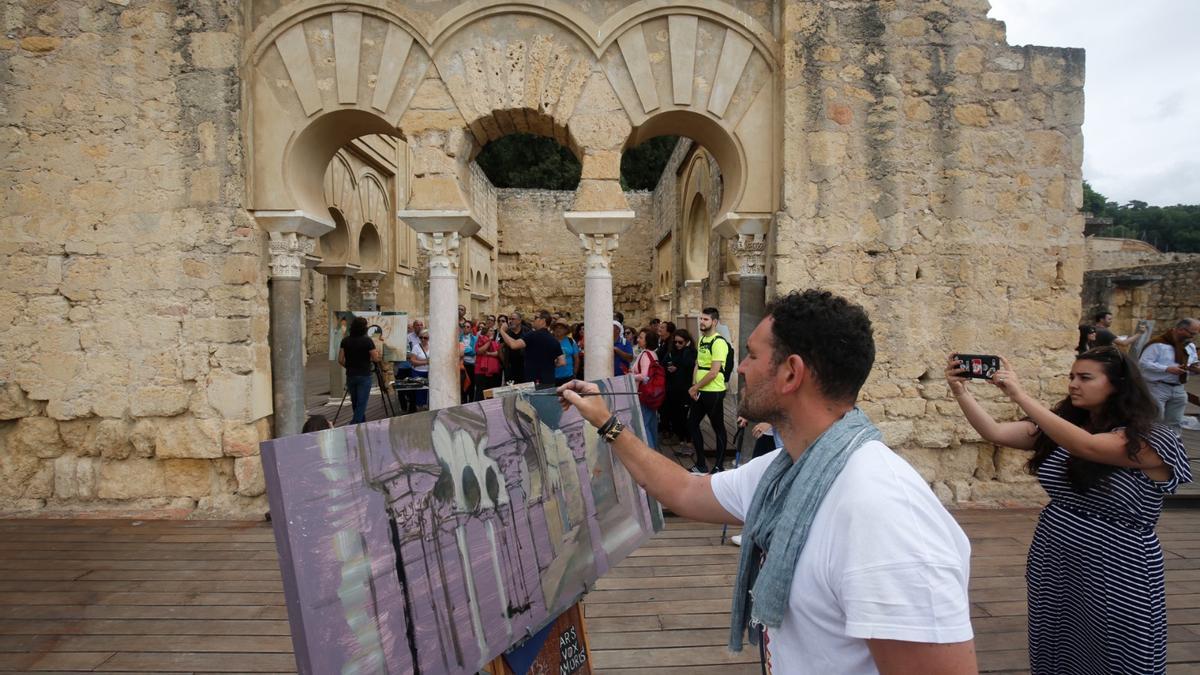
left=986, top=0, right=1200, bottom=206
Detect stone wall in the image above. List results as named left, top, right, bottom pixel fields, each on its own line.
left=773, top=1, right=1085, bottom=505
left=0, top=1, right=271, bottom=517
left=495, top=190, right=656, bottom=327
left=1085, top=236, right=1199, bottom=271
left=1083, top=262, right=1200, bottom=334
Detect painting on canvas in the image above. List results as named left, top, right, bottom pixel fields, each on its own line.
left=261, top=375, right=662, bottom=675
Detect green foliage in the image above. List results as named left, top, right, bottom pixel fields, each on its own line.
left=620, top=136, right=680, bottom=190
left=1082, top=181, right=1200, bottom=253
left=474, top=134, right=581, bottom=190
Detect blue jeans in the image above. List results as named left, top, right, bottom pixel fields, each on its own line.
left=640, top=402, right=658, bottom=450
left=347, top=373, right=372, bottom=424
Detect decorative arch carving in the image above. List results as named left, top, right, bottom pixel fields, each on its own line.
left=247, top=0, right=779, bottom=229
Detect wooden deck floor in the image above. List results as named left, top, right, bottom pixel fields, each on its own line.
left=1, top=510, right=1199, bottom=673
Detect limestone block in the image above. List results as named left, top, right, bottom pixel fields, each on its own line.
left=162, top=459, right=212, bottom=498
left=806, top=131, right=847, bottom=167
left=568, top=113, right=631, bottom=150
left=894, top=17, right=926, bottom=39
left=580, top=151, right=621, bottom=180
left=26, top=460, right=54, bottom=499
left=189, top=32, right=237, bottom=70
left=98, top=458, right=164, bottom=499
left=187, top=317, right=251, bottom=344
left=154, top=417, right=223, bottom=459
left=10, top=417, right=65, bottom=459
left=884, top=397, right=926, bottom=418
left=952, top=47, right=985, bottom=75
left=915, top=422, right=953, bottom=449
left=968, top=480, right=1047, bottom=506
left=953, top=104, right=990, bottom=127
left=572, top=179, right=627, bottom=212
left=130, top=386, right=191, bottom=418
left=129, top=419, right=157, bottom=458
left=222, top=421, right=261, bottom=457
left=54, top=455, right=100, bottom=500
left=995, top=447, right=1033, bottom=481
left=206, top=373, right=256, bottom=421
left=877, top=420, right=913, bottom=447
left=896, top=446, right=939, bottom=482
left=0, top=383, right=41, bottom=420
left=20, top=36, right=61, bottom=53
left=234, top=456, right=265, bottom=497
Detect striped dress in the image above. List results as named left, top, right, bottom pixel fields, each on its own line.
left=1027, top=425, right=1192, bottom=674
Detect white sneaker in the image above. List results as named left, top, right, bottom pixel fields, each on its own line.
left=730, top=534, right=742, bottom=546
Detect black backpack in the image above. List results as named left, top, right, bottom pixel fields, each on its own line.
left=702, top=334, right=736, bottom=384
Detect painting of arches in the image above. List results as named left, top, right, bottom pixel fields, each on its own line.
left=261, top=375, right=661, bottom=675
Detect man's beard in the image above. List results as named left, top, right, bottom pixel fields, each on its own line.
left=737, top=384, right=785, bottom=426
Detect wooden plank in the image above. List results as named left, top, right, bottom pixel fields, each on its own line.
left=97, top=651, right=297, bottom=672
left=0, top=619, right=290, bottom=636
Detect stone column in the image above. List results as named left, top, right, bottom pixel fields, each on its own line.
left=254, top=211, right=333, bottom=437
left=718, top=214, right=773, bottom=374
left=355, top=270, right=385, bottom=311
left=565, top=211, right=635, bottom=381
left=315, top=264, right=360, bottom=400
left=399, top=210, right=480, bottom=410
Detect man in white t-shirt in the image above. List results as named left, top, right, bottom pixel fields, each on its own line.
left=557, top=290, right=976, bottom=674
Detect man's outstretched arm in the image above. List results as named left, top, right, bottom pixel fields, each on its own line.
left=557, top=380, right=741, bottom=525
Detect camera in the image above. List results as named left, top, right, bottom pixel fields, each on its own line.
left=953, top=354, right=1000, bottom=380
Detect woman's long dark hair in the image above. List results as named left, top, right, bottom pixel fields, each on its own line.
left=1026, top=346, right=1159, bottom=492
left=1075, top=324, right=1096, bottom=355
left=349, top=316, right=369, bottom=337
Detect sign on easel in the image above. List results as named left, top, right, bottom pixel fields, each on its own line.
left=485, top=602, right=592, bottom=675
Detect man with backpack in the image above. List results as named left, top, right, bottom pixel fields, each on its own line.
left=689, top=307, right=732, bottom=474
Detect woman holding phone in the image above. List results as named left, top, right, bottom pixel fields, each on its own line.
left=946, top=347, right=1190, bottom=674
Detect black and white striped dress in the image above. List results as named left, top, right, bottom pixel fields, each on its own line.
left=1027, top=425, right=1192, bottom=674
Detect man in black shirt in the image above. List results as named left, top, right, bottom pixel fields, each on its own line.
left=338, top=316, right=381, bottom=424
left=500, top=309, right=563, bottom=388
left=1092, top=309, right=1146, bottom=348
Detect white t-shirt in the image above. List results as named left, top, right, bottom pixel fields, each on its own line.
left=711, top=441, right=973, bottom=674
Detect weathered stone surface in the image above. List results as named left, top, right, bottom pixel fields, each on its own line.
left=9, top=417, right=65, bottom=459
left=234, top=456, right=265, bottom=497
left=153, top=417, right=223, bottom=459
left=54, top=455, right=99, bottom=499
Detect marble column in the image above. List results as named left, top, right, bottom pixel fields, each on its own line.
left=399, top=210, right=480, bottom=410
left=267, top=231, right=315, bottom=437
left=315, top=264, right=359, bottom=400
left=717, top=214, right=773, bottom=377
left=355, top=270, right=384, bottom=311
left=254, top=210, right=332, bottom=437
left=565, top=211, right=635, bottom=381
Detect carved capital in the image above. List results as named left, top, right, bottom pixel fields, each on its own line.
left=578, top=233, right=619, bottom=272
left=355, top=271, right=384, bottom=306
left=730, top=232, right=767, bottom=278
left=267, top=231, right=315, bottom=279
left=417, top=231, right=461, bottom=276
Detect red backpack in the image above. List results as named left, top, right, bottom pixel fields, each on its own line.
left=637, top=354, right=667, bottom=410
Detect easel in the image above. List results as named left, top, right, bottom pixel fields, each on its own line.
left=331, top=361, right=394, bottom=425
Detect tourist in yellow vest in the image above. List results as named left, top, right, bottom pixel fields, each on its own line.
left=689, top=307, right=730, bottom=474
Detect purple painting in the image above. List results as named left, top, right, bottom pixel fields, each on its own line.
left=261, top=375, right=663, bottom=675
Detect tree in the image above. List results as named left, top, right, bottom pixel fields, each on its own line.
left=474, top=134, right=581, bottom=190
left=620, top=136, right=680, bottom=190
left=1082, top=182, right=1200, bottom=252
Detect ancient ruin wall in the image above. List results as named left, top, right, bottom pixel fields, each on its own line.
left=495, top=190, right=657, bottom=328
left=774, top=1, right=1086, bottom=505
left=0, top=2, right=271, bottom=518
left=1083, top=262, right=1200, bottom=332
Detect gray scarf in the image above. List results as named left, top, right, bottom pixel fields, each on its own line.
left=728, top=407, right=882, bottom=651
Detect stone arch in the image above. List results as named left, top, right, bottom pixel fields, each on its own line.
left=358, top=172, right=390, bottom=231
left=322, top=207, right=351, bottom=262
left=358, top=223, right=383, bottom=271
left=684, top=193, right=709, bottom=281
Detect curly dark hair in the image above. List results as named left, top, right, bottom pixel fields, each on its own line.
left=1026, top=346, right=1159, bottom=492
left=765, top=289, right=874, bottom=403
left=349, top=316, right=369, bottom=337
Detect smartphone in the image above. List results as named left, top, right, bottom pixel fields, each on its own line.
left=953, top=354, right=1000, bottom=380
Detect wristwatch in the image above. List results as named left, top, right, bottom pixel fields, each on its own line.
left=603, top=419, right=625, bottom=443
